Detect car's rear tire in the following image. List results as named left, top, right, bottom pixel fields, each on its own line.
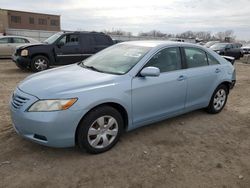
left=31, top=55, right=49, bottom=72
left=206, top=84, right=228, bottom=114
left=77, top=106, right=123, bottom=154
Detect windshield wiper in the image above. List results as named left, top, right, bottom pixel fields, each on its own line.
left=80, top=62, right=104, bottom=73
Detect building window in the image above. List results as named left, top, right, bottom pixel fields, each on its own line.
left=29, top=17, right=34, bottom=24
left=11, top=16, right=21, bottom=24
left=50, top=19, right=59, bottom=26
left=38, top=18, right=47, bottom=25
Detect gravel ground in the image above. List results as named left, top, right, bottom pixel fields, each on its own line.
left=0, top=59, right=249, bottom=188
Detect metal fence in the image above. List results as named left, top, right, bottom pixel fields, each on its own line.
left=5, top=28, right=196, bottom=43
left=6, top=28, right=57, bottom=41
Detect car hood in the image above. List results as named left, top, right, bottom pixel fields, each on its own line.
left=18, top=64, right=119, bottom=99
left=210, top=47, right=224, bottom=51
left=17, top=43, right=48, bottom=50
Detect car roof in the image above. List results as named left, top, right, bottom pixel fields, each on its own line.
left=61, top=31, right=107, bottom=35
left=0, top=35, right=32, bottom=39
left=121, top=40, right=204, bottom=48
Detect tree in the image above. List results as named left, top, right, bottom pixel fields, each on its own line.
left=103, top=29, right=132, bottom=36
left=138, top=30, right=167, bottom=37
left=215, top=30, right=236, bottom=42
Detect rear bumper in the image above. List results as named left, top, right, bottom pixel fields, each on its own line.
left=12, top=54, right=31, bottom=68
left=230, top=80, right=236, bottom=89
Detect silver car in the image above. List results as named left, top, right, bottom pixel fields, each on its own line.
left=0, top=36, right=38, bottom=58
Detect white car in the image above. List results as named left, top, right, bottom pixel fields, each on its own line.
left=241, top=46, right=250, bottom=54
left=0, top=36, right=39, bottom=58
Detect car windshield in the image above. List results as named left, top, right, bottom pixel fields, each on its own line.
left=43, top=33, right=62, bottom=44
left=210, top=43, right=228, bottom=50
left=79, top=44, right=152, bottom=75
left=205, top=41, right=218, bottom=48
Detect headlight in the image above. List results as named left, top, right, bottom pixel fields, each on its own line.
left=216, top=50, right=221, bottom=54
left=28, top=98, right=77, bottom=112
left=21, top=49, right=28, bottom=56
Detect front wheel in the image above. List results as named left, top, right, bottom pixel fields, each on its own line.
left=31, top=55, right=49, bottom=72
left=206, top=85, right=228, bottom=114
left=77, top=106, right=123, bottom=154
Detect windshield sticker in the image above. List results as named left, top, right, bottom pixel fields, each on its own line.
left=124, top=50, right=142, bottom=58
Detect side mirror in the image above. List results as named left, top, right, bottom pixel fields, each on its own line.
left=57, top=41, right=64, bottom=48
left=140, top=67, right=160, bottom=77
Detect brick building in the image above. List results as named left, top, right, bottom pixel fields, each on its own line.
left=0, top=9, right=60, bottom=34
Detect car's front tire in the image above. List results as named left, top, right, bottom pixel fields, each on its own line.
left=77, top=106, right=123, bottom=154
left=31, top=55, right=49, bottom=72
left=206, top=84, right=228, bottom=114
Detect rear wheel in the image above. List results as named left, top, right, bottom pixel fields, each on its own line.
left=77, top=106, right=123, bottom=154
left=206, top=85, right=228, bottom=114
left=31, top=55, right=49, bottom=72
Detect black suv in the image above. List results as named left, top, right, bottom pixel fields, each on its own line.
left=12, top=31, right=114, bottom=72
left=210, top=43, right=243, bottom=60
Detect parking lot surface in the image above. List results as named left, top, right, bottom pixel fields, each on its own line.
left=0, top=59, right=250, bottom=188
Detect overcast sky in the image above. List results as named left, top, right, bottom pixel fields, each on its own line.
left=1, top=0, right=250, bottom=40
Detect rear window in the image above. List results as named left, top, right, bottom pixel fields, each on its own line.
left=207, top=53, right=220, bottom=65
left=0, top=38, right=11, bottom=44
left=184, top=47, right=208, bottom=68
left=94, top=35, right=112, bottom=45
left=13, top=38, right=29, bottom=43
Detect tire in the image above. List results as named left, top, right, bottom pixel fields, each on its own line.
left=77, top=106, right=123, bottom=154
left=206, top=84, right=228, bottom=114
left=30, top=55, right=49, bottom=72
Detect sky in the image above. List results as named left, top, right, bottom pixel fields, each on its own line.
left=1, top=0, right=250, bottom=40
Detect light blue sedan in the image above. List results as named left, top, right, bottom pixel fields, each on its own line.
left=10, top=41, right=236, bottom=153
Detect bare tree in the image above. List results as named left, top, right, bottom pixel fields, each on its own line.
left=215, top=30, right=236, bottom=41
left=138, top=30, right=167, bottom=37
left=103, top=29, right=132, bottom=36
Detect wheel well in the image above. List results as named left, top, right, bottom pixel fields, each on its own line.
left=31, top=54, right=50, bottom=64
left=219, top=81, right=231, bottom=93
left=75, top=102, right=129, bottom=145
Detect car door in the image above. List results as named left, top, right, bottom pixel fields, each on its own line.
left=225, top=44, right=234, bottom=57
left=80, top=34, right=95, bottom=59
left=92, top=34, right=113, bottom=53
left=54, top=34, right=82, bottom=65
left=132, top=47, right=187, bottom=127
left=0, top=37, right=12, bottom=57
left=182, top=47, right=221, bottom=111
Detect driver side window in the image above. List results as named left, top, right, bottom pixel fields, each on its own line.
left=59, top=34, right=79, bottom=46
left=145, top=47, right=182, bottom=73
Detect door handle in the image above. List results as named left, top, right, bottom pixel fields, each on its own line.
left=215, top=68, right=221, bottom=73
left=177, top=75, right=186, bottom=81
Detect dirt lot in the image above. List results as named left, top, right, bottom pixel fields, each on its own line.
left=0, top=59, right=249, bottom=188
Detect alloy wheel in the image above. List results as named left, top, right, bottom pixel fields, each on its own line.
left=34, top=58, right=48, bottom=71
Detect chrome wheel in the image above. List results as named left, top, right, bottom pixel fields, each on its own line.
left=87, top=116, right=118, bottom=149
left=34, top=58, right=48, bottom=71
left=213, top=89, right=226, bottom=111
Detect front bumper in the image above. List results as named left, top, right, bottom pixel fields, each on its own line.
left=9, top=88, right=84, bottom=148
left=12, top=54, right=31, bottom=68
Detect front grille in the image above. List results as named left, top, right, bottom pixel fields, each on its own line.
left=11, top=93, right=29, bottom=109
